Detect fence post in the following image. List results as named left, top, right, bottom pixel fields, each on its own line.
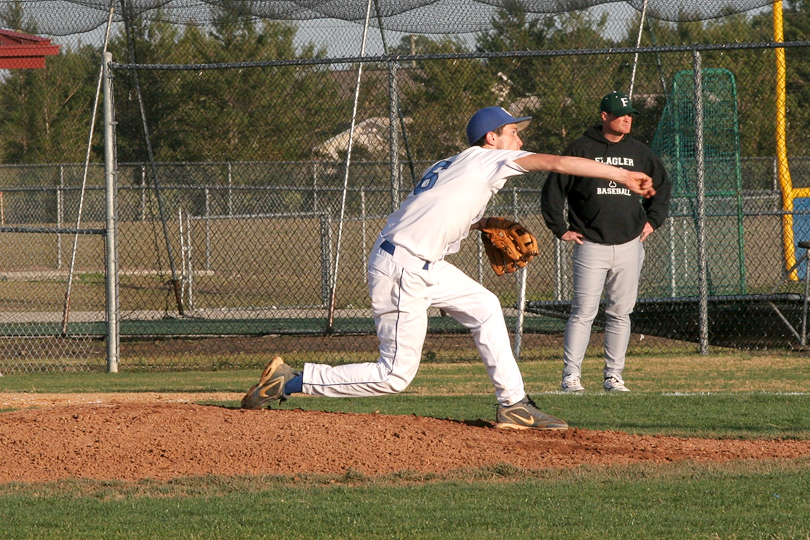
left=512, top=188, right=526, bottom=360
left=103, top=51, right=119, bottom=373
left=57, top=165, right=64, bottom=269
left=186, top=210, right=194, bottom=311
left=554, top=237, right=563, bottom=301
left=227, top=162, right=233, bottom=216
left=320, top=212, right=333, bottom=307
left=668, top=217, right=677, bottom=297
left=179, top=207, right=187, bottom=304
left=773, top=156, right=779, bottom=192
left=361, top=188, right=368, bottom=282
left=204, top=187, right=211, bottom=271
left=693, top=49, right=709, bottom=355
left=388, top=61, right=400, bottom=213
left=312, top=162, right=319, bottom=212
left=477, top=235, right=484, bottom=284
left=140, top=164, right=146, bottom=220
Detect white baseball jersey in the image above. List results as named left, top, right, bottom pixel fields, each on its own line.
left=380, top=146, right=531, bottom=262
left=302, top=146, right=534, bottom=406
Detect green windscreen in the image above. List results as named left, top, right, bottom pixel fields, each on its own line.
left=650, top=68, right=746, bottom=297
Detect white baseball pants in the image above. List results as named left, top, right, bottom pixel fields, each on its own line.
left=302, top=240, right=526, bottom=406
left=561, top=238, right=645, bottom=381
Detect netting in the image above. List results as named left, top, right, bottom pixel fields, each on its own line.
left=15, top=0, right=781, bottom=37
left=650, top=68, right=746, bottom=297
left=0, top=223, right=105, bottom=373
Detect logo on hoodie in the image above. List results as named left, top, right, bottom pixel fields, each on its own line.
left=597, top=181, right=633, bottom=196
left=594, top=156, right=635, bottom=196
left=595, top=156, right=635, bottom=167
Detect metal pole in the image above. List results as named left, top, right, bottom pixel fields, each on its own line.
left=361, top=188, right=368, bottom=283
left=204, top=187, right=211, bottom=271
left=669, top=218, right=677, bottom=296
left=477, top=236, right=484, bottom=284
left=374, top=0, right=416, bottom=187
left=554, top=236, right=563, bottom=300
left=388, top=61, right=400, bottom=212
left=312, top=162, right=319, bottom=212
left=103, top=51, right=119, bottom=373
left=57, top=166, right=63, bottom=269
left=227, top=162, right=233, bottom=216
left=512, top=189, right=526, bottom=360
left=120, top=0, right=183, bottom=316
left=799, top=248, right=810, bottom=347
left=629, top=0, right=649, bottom=99
left=326, top=0, right=374, bottom=332
left=514, top=268, right=528, bottom=360
left=774, top=1, right=797, bottom=277
left=773, top=157, right=779, bottom=192
left=178, top=207, right=186, bottom=301
left=140, top=164, right=146, bottom=220
left=62, top=1, right=116, bottom=334
left=186, top=210, right=194, bottom=311
left=693, top=50, right=709, bottom=355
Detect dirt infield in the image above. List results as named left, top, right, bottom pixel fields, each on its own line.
left=2, top=393, right=810, bottom=484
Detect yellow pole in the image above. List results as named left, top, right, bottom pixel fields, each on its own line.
left=775, top=0, right=797, bottom=277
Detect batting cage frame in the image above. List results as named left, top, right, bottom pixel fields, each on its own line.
left=101, top=40, right=810, bottom=365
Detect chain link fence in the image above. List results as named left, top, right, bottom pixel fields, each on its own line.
left=2, top=2, right=810, bottom=372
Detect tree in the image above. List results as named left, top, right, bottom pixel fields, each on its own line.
left=106, top=4, right=342, bottom=167
left=397, top=36, right=491, bottom=160
left=0, top=0, right=33, bottom=33
left=634, top=10, right=782, bottom=157
left=0, top=15, right=99, bottom=165
left=475, top=4, right=616, bottom=153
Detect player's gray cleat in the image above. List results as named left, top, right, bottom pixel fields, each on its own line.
left=603, top=376, right=630, bottom=392
left=241, top=356, right=296, bottom=409
left=561, top=376, right=585, bottom=393
left=495, top=395, right=568, bottom=431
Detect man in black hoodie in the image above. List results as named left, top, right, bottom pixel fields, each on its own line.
left=541, top=91, right=671, bottom=393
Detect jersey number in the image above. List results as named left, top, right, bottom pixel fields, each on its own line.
left=414, top=158, right=455, bottom=194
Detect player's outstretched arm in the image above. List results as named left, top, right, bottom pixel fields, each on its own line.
left=515, top=153, right=655, bottom=197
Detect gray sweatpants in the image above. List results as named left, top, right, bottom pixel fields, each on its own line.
left=561, top=238, right=645, bottom=382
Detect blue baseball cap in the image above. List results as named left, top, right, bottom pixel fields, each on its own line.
left=466, top=106, right=532, bottom=145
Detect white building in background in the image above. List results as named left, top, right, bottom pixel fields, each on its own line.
left=313, top=117, right=395, bottom=160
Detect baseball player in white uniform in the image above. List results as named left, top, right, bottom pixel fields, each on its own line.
left=242, top=106, right=655, bottom=430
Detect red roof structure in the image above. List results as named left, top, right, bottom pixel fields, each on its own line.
left=0, top=29, right=60, bottom=69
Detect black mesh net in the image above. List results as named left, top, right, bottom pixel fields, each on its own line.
left=12, top=0, right=782, bottom=36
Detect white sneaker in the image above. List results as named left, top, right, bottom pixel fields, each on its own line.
left=603, top=376, right=630, bottom=392
left=561, top=376, right=585, bottom=393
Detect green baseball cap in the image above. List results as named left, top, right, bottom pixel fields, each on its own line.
left=600, top=91, right=638, bottom=116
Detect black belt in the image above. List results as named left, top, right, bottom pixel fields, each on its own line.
left=380, top=240, right=430, bottom=270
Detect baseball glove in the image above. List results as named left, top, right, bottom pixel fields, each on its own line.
left=480, top=217, right=539, bottom=276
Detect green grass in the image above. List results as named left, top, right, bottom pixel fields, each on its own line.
left=5, top=351, right=810, bottom=393
left=2, top=354, right=810, bottom=538
left=3, top=354, right=810, bottom=439
left=1, top=461, right=808, bottom=539
left=0, top=370, right=253, bottom=394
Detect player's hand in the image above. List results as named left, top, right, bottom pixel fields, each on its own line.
left=561, top=230, right=584, bottom=245
left=621, top=172, right=656, bottom=198
left=640, top=222, right=654, bottom=242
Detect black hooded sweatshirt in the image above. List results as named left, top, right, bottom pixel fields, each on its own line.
left=541, top=125, right=671, bottom=245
